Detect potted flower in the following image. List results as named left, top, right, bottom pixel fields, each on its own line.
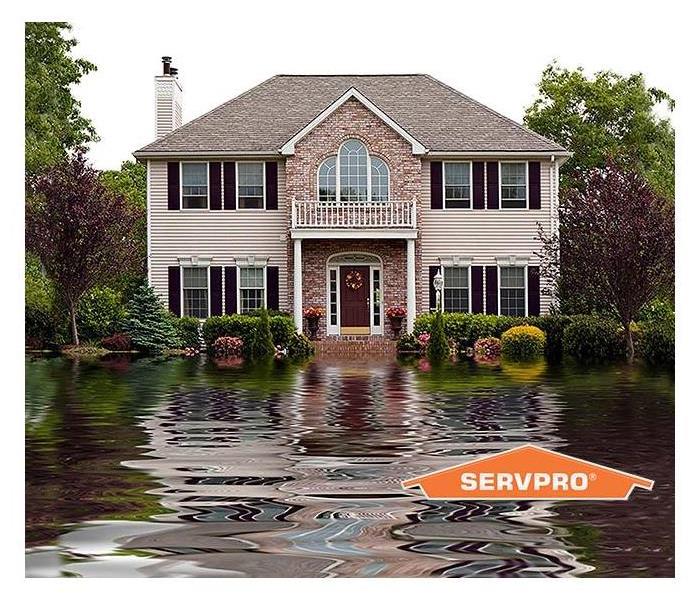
left=386, top=305, right=407, bottom=339
left=303, top=306, right=325, bottom=339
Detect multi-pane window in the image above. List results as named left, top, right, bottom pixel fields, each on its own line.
left=181, top=163, right=208, bottom=209
left=318, top=140, right=390, bottom=202
left=371, top=157, right=389, bottom=202
left=443, top=267, right=470, bottom=312
left=339, top=139, right=368, bottom=202
left=329, top=269, right=338, bottom=326
left=182, top=267, right=209, bottom=318
left=500, top=266, right=526, bottom=316
left=318, top=157, right=336, bottom=202
left=237, top=163, right=264, bottom=209
left=239, top=267, right=265, bottom=313
left=443, top=162, right=471, bottom=208
left=372, top=269, right=381, bottom=326
left=500, top=162, right=527, bottom=208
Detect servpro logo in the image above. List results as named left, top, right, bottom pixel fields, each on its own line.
left=402, top=444, right=654, bottom=501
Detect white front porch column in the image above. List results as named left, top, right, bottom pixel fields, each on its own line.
left=406, top=238, right=416, bottom=333
left=293, top=239, right=303, bottom=332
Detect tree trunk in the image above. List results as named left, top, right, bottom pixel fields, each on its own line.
left=624, top=320, right=634, bottom=364
left=69, top=302, right=79, bottom=346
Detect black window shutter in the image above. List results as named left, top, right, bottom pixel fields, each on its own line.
left=223, top=162, right=236, bottom=210
left=486, top=162, right=499, bottom=209
left=430, top=162, right=443, bottom=209
left=266, top=266, right=279, bottom=310
left=528, top=161, right=541, bottom=209
left=471, top=266, right=484, bottom=314
left=265, top=162, right=278, bottom=210
left=224, top=266, right=238, bottom=314
left=428, top=266, right=439, bottom=310
left=167, top=162, right=180, bottom=210
left=168, top=266, right=181, bottom=316
left=528, top=266, right=541, bottom=316
left=209, top=162, right=222, bottom=210
left=473, top=161, right=485, bottom=209
left=210, top=266, right=223, bottom=316
left=485, top=266, right=498, bottom=314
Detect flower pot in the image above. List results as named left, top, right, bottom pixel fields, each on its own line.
left=389, top=316, right=404, bottom=339
left=306, top=316, right=320, bottom=340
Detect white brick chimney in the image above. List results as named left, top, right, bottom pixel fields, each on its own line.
left=154, top=56, right=182, bottom=139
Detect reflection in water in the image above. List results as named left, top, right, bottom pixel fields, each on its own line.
left=25, top=355, right=674, bottom=577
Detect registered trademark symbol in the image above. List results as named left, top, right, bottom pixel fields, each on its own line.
left=589, top=472, right=597, bottom=480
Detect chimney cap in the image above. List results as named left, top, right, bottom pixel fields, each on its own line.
left=161, top=56, right=172, bottom=63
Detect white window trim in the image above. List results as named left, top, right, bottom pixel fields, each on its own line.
left=497, top=265, right=528, bottom=317
left=442, top=161, right=473, bottom=210
left=180, top=264, right=211, bottom=320
left=317, top=141, right=391, bottom=203
left=180, top=161, right=210, bottom=210
left=235, top=161, right=266, bottom=210
left=498, top=161, right=529, bottom=210
left=440, top=264, right=472, bottom=313
left=236, top=265, right=268, bottom=313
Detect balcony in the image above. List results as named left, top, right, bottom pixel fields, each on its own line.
left=291, top=199, right=416, bottom=233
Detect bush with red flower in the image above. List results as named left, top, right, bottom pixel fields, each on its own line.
left=213, top=336, right=244, bottom=357
left=474, top=337, right=502, bottom=360
left=385, top=305, right=407, bottom=319
left=303, top=306, right=325, bottom=319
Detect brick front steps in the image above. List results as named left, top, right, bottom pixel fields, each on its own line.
left=312, top=336, right=397, bottom=356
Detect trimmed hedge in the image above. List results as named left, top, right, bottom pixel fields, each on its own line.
left=501, top=325, right=546, bottom=360
left=561, top=315, right=625, bottom=364
left=202, top=314, right=312, bottom=360
left=175, top=317, right=201, bottom=349
left=638, top=320, right=674, bottom=368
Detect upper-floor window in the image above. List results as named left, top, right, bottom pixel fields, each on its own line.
left=182, top=266, right=209, bottom=318
left=181, top=163, right=208, bottom=209
left=500, top=266, right=526, bottom=316
left=237, top=162, right=265, bottom=209
left=317, top=139, right=390, bottom=202
left=500, top=162, right=527, bottom=208
left=443, top=162, right=471, bottom=208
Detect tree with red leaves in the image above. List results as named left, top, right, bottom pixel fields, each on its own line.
left=26, top=154, right=141, bottom=345
left=540, top=161, right=674, bottom=362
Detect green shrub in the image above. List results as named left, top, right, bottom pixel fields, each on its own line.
left=124, top=284, right=180, bottom=354
left=562, top=316, right=625, bottom=363
left=501, top=325, right=546, bottom=360
left=270, top=315, right=296, bottom=348
left=427, top=310, right=450, bottom=361
left=287, top=332, right=315, bottom=360
left=396, top=332, right=421, bottom=353
left=77, top=286, right=126, bottom=342
left=530, top=315, right=571, bottom=362
left=175, top=316, right=201, bottom=349
left=638, top=320, right=674, bottom=368
left=638, top=299, right=674, bottom=323
left=25, top=255, right=61, bottom=347
left=252, top=308, right=276, bottom=359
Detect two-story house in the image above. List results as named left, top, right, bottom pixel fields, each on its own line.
left=134, top=58, right=569, bottom=341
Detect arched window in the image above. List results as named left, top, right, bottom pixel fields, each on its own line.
left=318, top=156, right=336, bottom=202
left=318, top=139, right=390, bottom=202
left=371, top=157, right=389, bottom=202
left=339, top=139, right=368, bottom=202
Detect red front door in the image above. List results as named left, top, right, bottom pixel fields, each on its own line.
left=340, top=266, right=370, bottom=334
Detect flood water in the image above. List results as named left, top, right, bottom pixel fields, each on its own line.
left=25, top=355, right=674, bottom=577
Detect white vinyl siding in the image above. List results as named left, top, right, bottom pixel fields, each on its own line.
left=148, top=161, right=288, bottom=311
left=420, top=159, right=555, bottom=314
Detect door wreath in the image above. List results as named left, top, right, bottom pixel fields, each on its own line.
left=345, top=270, right=364, bottom=290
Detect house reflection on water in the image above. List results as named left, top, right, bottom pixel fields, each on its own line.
left=107, top=357, right=594, bottom=577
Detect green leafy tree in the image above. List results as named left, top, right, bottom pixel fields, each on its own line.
left=25, top=22, right=97, bottom=176
left=124, top=284, right=180, bottom=354
left=524, top=62, right=675, bottom=199
left=427, top=310, right=450, bottom=362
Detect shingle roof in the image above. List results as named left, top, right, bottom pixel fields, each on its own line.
left=134, top=74, right=567, bottom=155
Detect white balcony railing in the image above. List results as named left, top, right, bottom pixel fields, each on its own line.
left=292, top=199, right=416, bottom=229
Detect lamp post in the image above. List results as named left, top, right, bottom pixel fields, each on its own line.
left=433, top=270, right=444, bottom=313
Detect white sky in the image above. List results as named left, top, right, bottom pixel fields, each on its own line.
left=64, top=1, right=682, bottom=170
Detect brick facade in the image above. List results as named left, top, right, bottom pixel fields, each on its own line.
left=300, top=239, right=407, bottom=337
left=284, top=98, right=423, bottom=337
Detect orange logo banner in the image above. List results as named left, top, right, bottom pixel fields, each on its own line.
left=402, top=444, right=654, bottom=501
